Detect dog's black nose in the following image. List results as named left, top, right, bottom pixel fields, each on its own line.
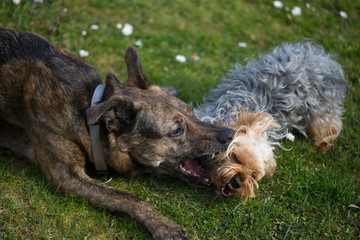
left=217, top=128, right=235, bottom=143
left=229, top=175, right=243, bottom=189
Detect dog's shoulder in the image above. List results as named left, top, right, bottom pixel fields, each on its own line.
left=0, top=28, right=101, bottom=95
left=0, top=28, right=57, bottom=64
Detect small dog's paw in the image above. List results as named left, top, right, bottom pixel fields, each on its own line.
left=314, top=140, right=334, bottom=153
left=152, top=221, right=188, bottom=240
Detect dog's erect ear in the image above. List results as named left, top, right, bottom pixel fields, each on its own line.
left=125, top=47, right=151, bottom=90
left=86, top=95, right=139, bottom=132
left=105, top=72, right=122, bottom=92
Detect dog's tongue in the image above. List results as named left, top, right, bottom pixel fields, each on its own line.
left=183, top=158, right=202, bottom=175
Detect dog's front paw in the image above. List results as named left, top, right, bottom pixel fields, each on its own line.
left=151, top=221, right=189, bottom=240
left=315, top=138, right=335, bottom=153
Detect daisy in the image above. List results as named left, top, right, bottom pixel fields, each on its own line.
left=116, top=23, right=123, bottom=30
left=286, top=133, right=295, bottom=142
left=273, top=1, right=283, bottom=9
left=135, top=40, right=142, bottom=47
left=191, top=55, right=200, bottom=62
left=339, top=11, right=348, bottom=19
left=91, top=24, right=99, bottom=30
left=291, top=6, right=302, bottom=16
left=175, top=55, right=186, bottom=63
left=122, top=24, right=133, bottom=36
left=13, top=0, right=20, bottom=5
left=79, top=49, right=89, bottom=58
left=238, top=42, right=247, bottom=48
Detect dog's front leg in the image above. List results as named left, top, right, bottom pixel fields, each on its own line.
left=32, top=135, right=188, bottom=240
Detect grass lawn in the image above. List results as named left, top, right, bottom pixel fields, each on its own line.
left=0, top=0, right=359, bottom=239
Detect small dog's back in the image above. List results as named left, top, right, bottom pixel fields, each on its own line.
left=195, top=41, right=349, bottom=150
left=195, top=42, right=349, bottom=198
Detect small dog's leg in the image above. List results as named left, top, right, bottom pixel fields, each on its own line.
left=308, top=114, right=343, bottom=153
left=32, top=134, right=188, bottom=240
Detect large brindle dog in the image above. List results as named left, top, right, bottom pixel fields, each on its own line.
left=0, top=28, right=235, bottom=240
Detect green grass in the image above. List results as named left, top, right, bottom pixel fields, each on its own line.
left=0, top=0, right=359, bottom=239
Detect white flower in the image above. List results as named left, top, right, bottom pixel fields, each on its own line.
left=13, top=0, right=20, bottom=5
left=34, top=0, right=43, bottom=3
left=291, top=6, right=302, bottom=16
left=273, top=1, right=283, bottom=9
left=238, top=42, right=247, bottom=48
left=191, top=55, right=200, bottom=62
left=79, top=49, right=89, bottom=58
left=135, top=40, right=143, bottom=47
left=81, top=30, right=87, bottom=36
left=91, top=24, right=99, bottom=30
left=339, top=11, right=348, bottom=19
left=175, top=55, right=186, bottom=63
left=116, top=23, right=123, bottom=30
left=122, top=23, right=133, bottom=36
left=286, top=133, right=295, bottom=142
left=305, top=3, right=311, bottom=8
left=63, top=8, right=68, bottom=13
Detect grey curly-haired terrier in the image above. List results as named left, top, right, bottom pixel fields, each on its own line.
left=194, top=41, right=349, bottom=198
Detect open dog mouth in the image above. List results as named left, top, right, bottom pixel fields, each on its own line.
left=178, top=154, right=217, bottom=187
left=220, top=175, right=243, bottom=197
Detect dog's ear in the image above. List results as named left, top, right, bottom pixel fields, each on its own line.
left=124, top=47, right=151, bottom=90
left=229, top=111, right=278, bottom=134
left=86, top=95, right=139, bottom=132
left=105, top=72, right=122, bottom=93
left=250, top=112, right=278, bottom=134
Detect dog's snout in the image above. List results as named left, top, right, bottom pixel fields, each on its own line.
left=217, top=128, right=235, bottom=143
left=229, top=175, right=243, bottom=189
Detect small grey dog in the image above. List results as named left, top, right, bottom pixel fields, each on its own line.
left=194, top=41, right=349, bottom=198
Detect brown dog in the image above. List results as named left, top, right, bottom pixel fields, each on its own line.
left=0, top=28, right=235, bottom=240
left=210, top=111, right=277, bottom=198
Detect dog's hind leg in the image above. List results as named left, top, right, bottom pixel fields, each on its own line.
left=307, top=113, right=343, bottom=153
left=0, top=118, right=35, bottom=161
left=30, top=132, right=188, bottom=240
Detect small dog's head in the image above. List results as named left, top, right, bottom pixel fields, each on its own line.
left=86, top=47, right=235, bottom=187
left=211, top=111, right=278, bottom=198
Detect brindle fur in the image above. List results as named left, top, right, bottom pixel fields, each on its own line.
left=0, top=28, right=234, bottom=240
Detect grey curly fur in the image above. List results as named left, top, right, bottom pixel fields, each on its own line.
left=194, top=41, right=349, bottom=141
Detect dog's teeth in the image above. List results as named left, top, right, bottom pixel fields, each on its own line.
left=228, top=184, right=234, bottom=190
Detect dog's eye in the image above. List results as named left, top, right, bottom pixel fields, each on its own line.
left=238, top=127, right=248, bottom=135
left=170, top=127, right=183, bottom=137
left=233, top=154, right=241, bottom=163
